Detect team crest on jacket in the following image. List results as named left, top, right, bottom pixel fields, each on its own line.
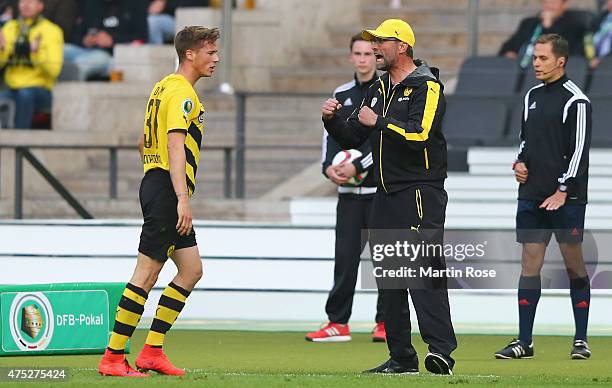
left=371, top=97, right=378, bottom=107
left=404, top=88, right=412, bottom=96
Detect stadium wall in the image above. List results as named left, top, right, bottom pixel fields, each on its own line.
left=0, top=221, right=611, bottom=335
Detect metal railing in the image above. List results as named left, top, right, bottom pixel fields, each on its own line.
left=233, top=91, right=328, bottom=198
left=467, top=0, right=480, bottom=57
left=0, top=144, right=233, bottom=219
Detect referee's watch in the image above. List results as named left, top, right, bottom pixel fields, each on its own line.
left=559, top=184, right=568, bottom=193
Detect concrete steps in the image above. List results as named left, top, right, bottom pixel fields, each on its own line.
left=290, top=144, right=612, bottom=228
left=327, top=25, right=512, bottom=56
left=278, top=0, right=599, bottom=93
left=301, top=46, right=465, bottom=70
left=363, top=0, right=590, bottom=8
left=42, top=145, right=320, bottom=200
left=47, top=86, right=330, bottom=201
left=271, top=67, right=458, bottom=93
left=0, top=141, right=322, bottom=205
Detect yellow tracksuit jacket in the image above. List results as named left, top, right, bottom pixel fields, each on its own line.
left=0, top=17, right=63, bottom=90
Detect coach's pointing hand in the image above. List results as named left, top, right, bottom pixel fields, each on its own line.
left=358, top=106, right=378, bottom=127
left=322, top=98, right=342, bottom=120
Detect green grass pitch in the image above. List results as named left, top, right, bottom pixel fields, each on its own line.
left=1, top=330, right=612, bottom=387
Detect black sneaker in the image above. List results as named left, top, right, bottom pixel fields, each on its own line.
left=494, top=338, right=534, bottom=359
left=571, top=340, right=591, bottom=359
left=362, top=358, right=419, bottom=374
left=424, top=353, right=453, bottom=375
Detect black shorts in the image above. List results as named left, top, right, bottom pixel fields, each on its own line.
left=516, top=200, right=585, bottom=244
left=138, top=169, right=196, bottom=262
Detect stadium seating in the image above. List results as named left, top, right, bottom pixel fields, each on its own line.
left=449, top=55, right=594, bottom=146
left=588, top=57, right=612, bottom=97
left=590, top=97, right=612, bottom=146
left=453, top=56, right=521, bottom=97
left=506, top=100, right=523, bottom=142
left=4, top=1, right=609, bottom=217
left=443, top=96, right=508, bottom=146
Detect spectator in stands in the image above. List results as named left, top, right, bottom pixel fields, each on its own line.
left=0, top=0, right=15, bottom=26
left=0, top=1, right=78, bottom=36
left=588, top=0, right=612, bottom=68
left=499, top=0, right=591, bottom=68
left=64, top=0, right=148, bottom=81
left=148, top=0, right=206, bottom=45
left=0, top=0, right=63, bottom=128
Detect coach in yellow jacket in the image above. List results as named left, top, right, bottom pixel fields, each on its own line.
left=0, top=0, right=63, bottom=128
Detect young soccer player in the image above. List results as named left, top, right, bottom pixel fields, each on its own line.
left=98, top=26, right=219, bottom=377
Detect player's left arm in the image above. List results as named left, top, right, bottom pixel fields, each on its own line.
left=168, top=131, right=192, bottom=236
left=541, top=100, right=592, bottom=210
left=374, top=80, right=443, bottom=151
left=166, top=91, right=196, bottom=236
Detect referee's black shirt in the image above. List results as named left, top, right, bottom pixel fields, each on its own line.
left=516, top=74, right=591, bottom=204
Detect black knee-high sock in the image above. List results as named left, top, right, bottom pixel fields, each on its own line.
left=570, top=276, right=590, bottom=341
left=518, top=275, right=541, bottom=344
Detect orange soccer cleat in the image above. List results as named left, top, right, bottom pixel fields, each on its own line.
left=135, top=344, right=186, bottom=376
left=98, top=349, right=150, bottom=377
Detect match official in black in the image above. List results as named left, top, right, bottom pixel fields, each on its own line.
left=322, top=19, right=456, bottom=375
left=495, top=34, right=593, bottom=360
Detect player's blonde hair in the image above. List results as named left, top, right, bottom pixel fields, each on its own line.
left=175, top=26, right=220, bottom=63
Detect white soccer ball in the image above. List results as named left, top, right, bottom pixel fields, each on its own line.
left=332, top=149, right=368, bottom=186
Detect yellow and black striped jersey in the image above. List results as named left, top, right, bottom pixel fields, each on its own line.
left=142, top=73, right=205, bottom=195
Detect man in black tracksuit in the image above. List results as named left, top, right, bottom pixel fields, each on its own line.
left=495, top=34, right=593, bottom=361
left=306, top=34, right=385, bottom=343
left=322, top=19, right=456, bottom=375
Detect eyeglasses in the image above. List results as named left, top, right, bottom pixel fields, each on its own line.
left=371, top=37, right=400, bottom=44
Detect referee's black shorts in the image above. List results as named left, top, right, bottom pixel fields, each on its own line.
left=516, top=199, right=585, bottom=244
left=138, top=169, right=197, bottom=262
